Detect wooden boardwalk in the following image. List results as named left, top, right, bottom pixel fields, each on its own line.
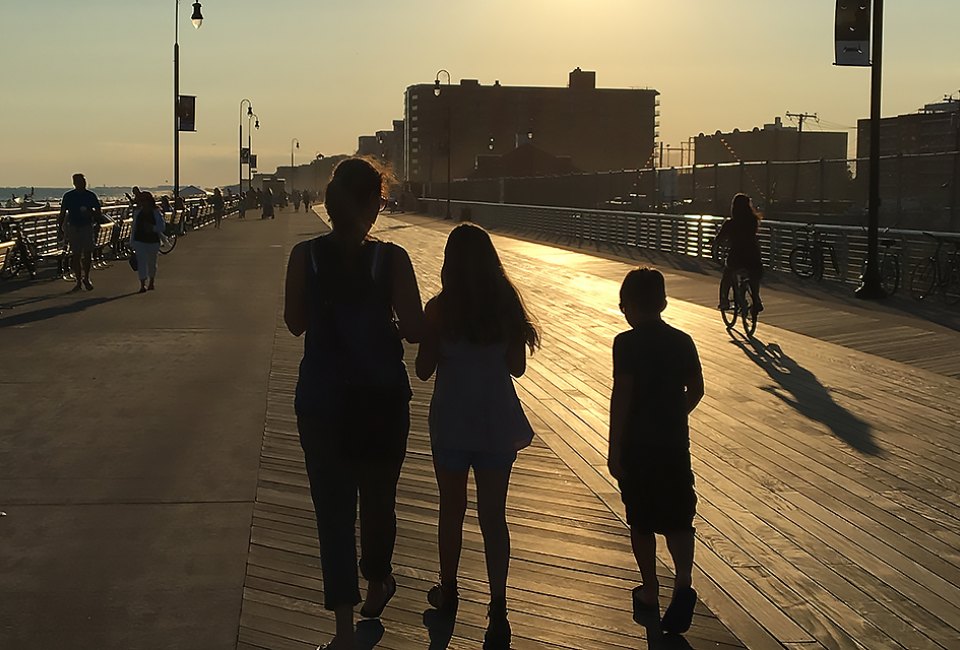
left=239, top=211, right=960, bottom=650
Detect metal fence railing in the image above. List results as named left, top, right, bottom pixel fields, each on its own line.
left=0, top=197, right=240, bottom=278
left=419, top=150, right=960, bottom=231
left=421, top=198, right=960, bottom=292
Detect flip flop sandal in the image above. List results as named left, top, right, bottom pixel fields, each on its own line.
left=631, top=585, right=660, bottom=613
left=427, top=582, right=459, bottom=617
left=661, top=587, right=697, bottom=635
left=359, top=574, right=397, bottom=619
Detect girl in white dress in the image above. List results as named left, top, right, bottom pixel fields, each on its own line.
left=415, top=223, right=540, bottom=650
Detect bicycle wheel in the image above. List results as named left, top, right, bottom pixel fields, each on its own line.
left=910, top=259, right=937, bottom=301
left=880, top=256, right=900, bottom=296
left=159, top=234, right=177, bottom=255
left=0, top=254, right=18, bottom=280
left=720, top=283, right=737, bottom=330
left=789, top=246, right=817, bottom=279
left=740, top=281, right=758, bottom=337
left=944, top=261, right=960, bottom=305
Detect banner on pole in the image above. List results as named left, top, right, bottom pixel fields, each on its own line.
left=241, top=147, right=250, bottom=164
left=178, top=95, right=197, bottom=131
left=835, top=1, right=871, bottom=66
left=249, top=154, right=257, bottom=171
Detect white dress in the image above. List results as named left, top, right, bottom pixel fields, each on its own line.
left=428, top=340, right=534, bottom=453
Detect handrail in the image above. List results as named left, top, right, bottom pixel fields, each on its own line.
left=420, top=198, right=957, bottom=287
left=0, top=197, right=242, bottom=272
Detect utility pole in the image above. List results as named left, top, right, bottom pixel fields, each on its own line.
left=786, top=112, right=818, bottom=206
left=786, top=111, right=819, bottom=134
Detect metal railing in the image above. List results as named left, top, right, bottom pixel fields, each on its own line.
left=420, top=149, right=960, bottom=230
left=421, top=198, right=959, bottom=289
left=0, top=197, right=240, bottom=276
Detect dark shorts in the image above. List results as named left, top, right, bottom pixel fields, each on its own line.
left=726, top=248, right=763, bottom=277
left=432, top=448, right=517, bottom=473
left=618, top=452, right=697, bottom=534
left=66, top=223, right=95, bottom=253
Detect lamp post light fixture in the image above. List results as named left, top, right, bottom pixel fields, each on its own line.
left=174, top=0, right=203, bottom=223
left=434, top=69, right=452, bottom=220
left=291, top=138, right=300, bottom=168
left=239, top=99, right=252, bottom=192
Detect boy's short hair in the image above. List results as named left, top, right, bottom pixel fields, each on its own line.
left=620, top=267, right=666, bottom=313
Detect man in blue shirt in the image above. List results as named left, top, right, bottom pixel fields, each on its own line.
left=59, top=173, right=102, bottom=291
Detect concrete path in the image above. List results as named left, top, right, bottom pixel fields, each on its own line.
left=0, top=211, right=296, bottom=649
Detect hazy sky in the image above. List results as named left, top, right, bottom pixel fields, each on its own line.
left=2, top=0, right=957, bottom=187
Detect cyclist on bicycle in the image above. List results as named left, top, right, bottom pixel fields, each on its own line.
left=714, top=193, right=763, bottom=313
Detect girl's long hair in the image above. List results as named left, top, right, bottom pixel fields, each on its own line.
left=435, top=224, right=540, bottom=353
left=731, top=193, right=761, bottom=225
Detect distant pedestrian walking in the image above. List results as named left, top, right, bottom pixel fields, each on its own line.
left=415, top=223, right=540, bottom=649
left=283, top=157, right=424, bottom=650
left=130, top=192, right=166, bottom=293
left=608, top=267, right=704, bottom=635
left=293, top=189, right=302, bottom=212
left=210, top=187, right=225, bottom=229
left=262, top=188, right=275, bottom=220
left=59, top=173, right=102, bottom=292
left=302, top=189, right=312, bottom=213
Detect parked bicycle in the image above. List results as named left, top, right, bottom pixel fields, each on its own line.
left=0, top=217, right=40, bottom=280
left=910, top=233, right=960, bottom=304
left=720, top=269, right=759, bottom=337
left=858, top=231, right=902, bottom=296
left=788, top=225, right=845, bottom=281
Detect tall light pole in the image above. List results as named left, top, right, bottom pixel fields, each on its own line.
left=174, top=1, right=203, bottom=208
left=291, top=138, right=300, bottom=168
left=434, top=70, right=452, bottom=220
left=856, top=0, right=886, bottom=299
left=239, top=99, right=253, bottom=192
left=248, top=112, right=260, bottom=191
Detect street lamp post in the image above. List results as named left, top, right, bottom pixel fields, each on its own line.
left=291, top=138, right=300, bottom=168
left=239, top=99, right=253, bottom=193
left=174, top=1, right=203, bottom=215
left=856, top=0, right=886, bottom=299
left=434, top=69, right=452, bottom=220
left=248, top=112, right=260, bottom=191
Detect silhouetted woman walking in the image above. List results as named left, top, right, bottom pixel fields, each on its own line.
left=284, top=157, right=424, bottom=650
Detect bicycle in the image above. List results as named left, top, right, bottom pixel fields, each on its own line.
left=0, top=217, right=40, bottom=280
left=861, top=234, right=901, bottom=296
left=789, top=225, right=844, bottom=281
left=720, top=269, right=758, bottom=337
left=159, top=221, right=178, bottom=255
left=910, top=233, right=960, bottom=304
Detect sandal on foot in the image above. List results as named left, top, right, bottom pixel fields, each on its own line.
left=359, top=574, right=396, bottom=619
left=631, top=585, right=659, bottom=613
left=483, top=598, right=511, bottom=650
left=661, top=587, right=697, bottom=635
left=427, top=582, right=459, bottom=617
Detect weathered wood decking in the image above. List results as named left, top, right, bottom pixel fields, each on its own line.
left=238, top=212, right=960, bottom=650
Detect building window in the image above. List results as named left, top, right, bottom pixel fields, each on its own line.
left=412, top=147, right=419, bottom=153
left=411, top=116, right=418, bottom=122
left=411, top=126, right=418, bottom=132
left=411, top=104, right=418, bottom=112
left=412, top=137, right=419, bottom=143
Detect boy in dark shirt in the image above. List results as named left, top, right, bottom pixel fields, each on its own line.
left=608, top=267, right=704, bottom=635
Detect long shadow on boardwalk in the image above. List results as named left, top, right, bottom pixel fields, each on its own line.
left=732, top=334, right=880, bottom=456
left=0, top=293, right=136, bottom=328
